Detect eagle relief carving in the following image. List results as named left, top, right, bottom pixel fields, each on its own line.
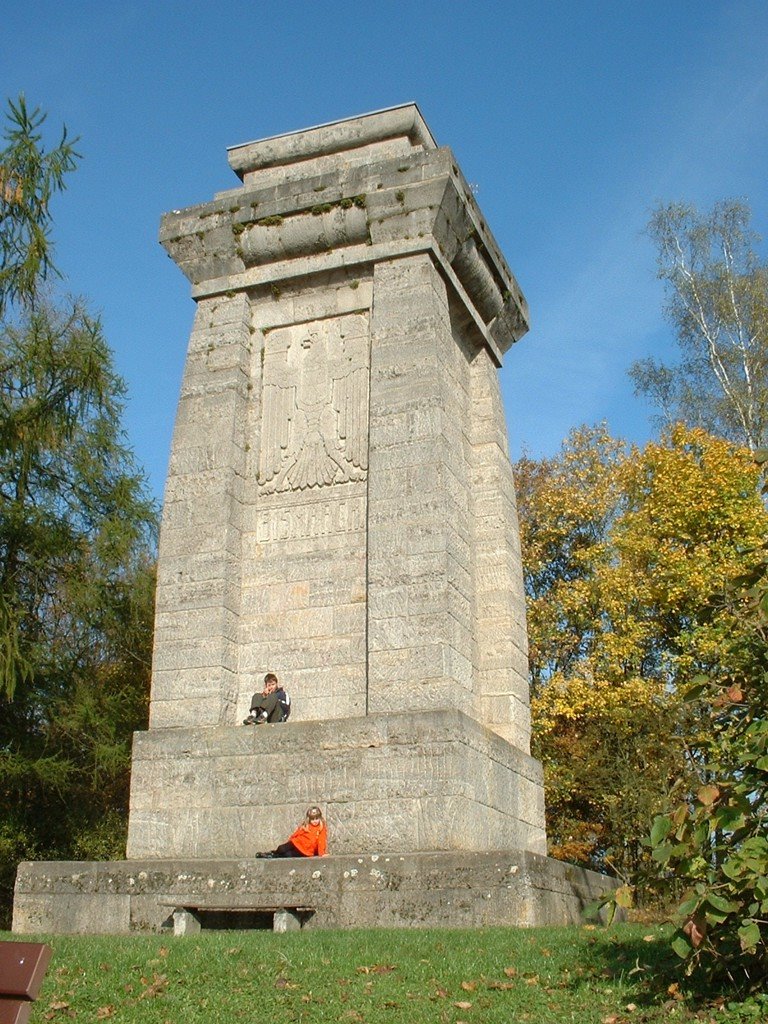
left=258, top=315, right=369, bottom=493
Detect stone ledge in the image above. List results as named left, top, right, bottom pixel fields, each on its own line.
left=14, top=851, right=615, bottom=934
left=227, top=103, right=437, bottom=182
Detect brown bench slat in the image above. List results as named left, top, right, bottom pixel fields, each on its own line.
left=0, top=943, right=52, bottom=1000
left=0, top=1000, right=32, bottom=1024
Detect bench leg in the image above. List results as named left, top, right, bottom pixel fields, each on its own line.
left=273, top=908, right=301, bottom=933
left=172, top=909, right=201, bottom=936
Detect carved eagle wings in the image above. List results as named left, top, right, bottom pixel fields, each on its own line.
left=258, top=320, right=369, bottom=493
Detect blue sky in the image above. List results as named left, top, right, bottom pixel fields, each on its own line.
left=3, top=1, right=768, bottom=500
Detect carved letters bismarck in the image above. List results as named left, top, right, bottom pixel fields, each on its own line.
left=258, top=314, right=369, bottom=493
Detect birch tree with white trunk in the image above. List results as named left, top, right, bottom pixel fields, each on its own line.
left=631, top=200, right=768, bottom=453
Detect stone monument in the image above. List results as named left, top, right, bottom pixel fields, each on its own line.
left=13, top=105, right=611, bottom=933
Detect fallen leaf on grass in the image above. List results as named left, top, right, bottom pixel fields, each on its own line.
left=47, top=1002, right=70, bottom=1012
left=158, top=946, right=169, bottom=958
left=503, top=966, right=517, bottom=978
left=356, top=963, right=396, bottom=974
left=487, top=982, right=514, bottom=991
left=274, top=976, right=298, bottom=990
left=454, top=1000, right=473, bottom=1009
left=602, top=1017, right=620, bottom=1024
left=523, top=975, right=539, bottom=986
left=433, top=987, right=448, bottom=999
left=460, top=981, right=477, bottom=992
left=642, top=934, right=655, bottom=943
left=139, top=973, right=168, bottom=999
left=625, top=1004, right=637, bottom=1012
left=96, top=1006, right=115, bottom=1019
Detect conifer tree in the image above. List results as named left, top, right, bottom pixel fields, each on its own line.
left=0, top=96, right=157, bottom=926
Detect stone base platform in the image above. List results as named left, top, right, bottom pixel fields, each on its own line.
left=13, top=851, right=613, bottom=934
left=126, top=710, right=547, bottom=860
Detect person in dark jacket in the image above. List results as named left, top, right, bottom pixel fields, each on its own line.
left=243, top=673, right=289, bottom=724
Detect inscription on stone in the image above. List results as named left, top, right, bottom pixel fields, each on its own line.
left=258, top=313, right=369, bottom=493
left=256, top=495, right=366, bottom=543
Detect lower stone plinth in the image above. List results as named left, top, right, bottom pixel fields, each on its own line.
left=13, top=851, right=613, bottom=934
left=126, top=710, right=547, bottom=859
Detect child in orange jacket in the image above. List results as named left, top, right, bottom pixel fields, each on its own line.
left=256, top=806, right=327, bottom=858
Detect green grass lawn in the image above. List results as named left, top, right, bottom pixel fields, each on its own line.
left=3, top=924, right=763, bottom=1024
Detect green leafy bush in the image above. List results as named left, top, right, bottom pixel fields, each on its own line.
left=648, top=457, right=768, bottom=991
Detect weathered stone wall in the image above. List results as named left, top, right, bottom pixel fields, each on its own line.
left=367, top=255, right=476, bottom=717
left=150, top=103, right=531, bottom=745
left=126, top=711, right=545, bottom=861
left=150, top=292, right=251, bottom=728
left=14, top=851, right=612, bottom=934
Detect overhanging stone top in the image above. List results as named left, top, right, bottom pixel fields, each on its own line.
left=161, top=104, right=530, bottom=355
left=227, top=103, right=437, bottom=188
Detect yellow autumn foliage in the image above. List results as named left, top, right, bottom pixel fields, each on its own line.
left=516, top=424, right=768, bottom=890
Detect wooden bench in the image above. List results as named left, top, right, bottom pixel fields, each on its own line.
left=0, top=942, right=52, bottom=1024
left=158, top=901, right=314, bottom=935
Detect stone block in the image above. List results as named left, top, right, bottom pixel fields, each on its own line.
left=13, top=851, right=615, bottom=936
left=173, top=908, right=201, bottom=935
left=126, top=711, right=545, bottom=860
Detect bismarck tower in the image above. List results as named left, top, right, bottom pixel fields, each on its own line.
left=14, top=106, right=610, bottom=932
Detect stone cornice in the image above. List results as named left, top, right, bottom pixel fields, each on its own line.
left=161, top=124, right=529, bottom=358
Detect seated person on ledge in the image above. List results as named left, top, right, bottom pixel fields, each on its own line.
left=243, top=673, right=290, bottom=725
left=256, top=806, right=328, bottom=858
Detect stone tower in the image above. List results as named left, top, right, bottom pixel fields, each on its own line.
left=151, top=104, right=530, bottom=740
left=125, top=103, right=542, bottom=860
left=14, top=107, right=611, bottom=933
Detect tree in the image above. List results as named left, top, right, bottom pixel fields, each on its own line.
left=631, top=200, right=768, bottom=452
left=647, top=458, right=768, bottom=993
left=0, top=95, right=79, bottom=315
left=515, top=424, right=626, bottom=698
left=0, top=97, right=157, bottom=926
left=516, top=425, right=768, bottom=892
